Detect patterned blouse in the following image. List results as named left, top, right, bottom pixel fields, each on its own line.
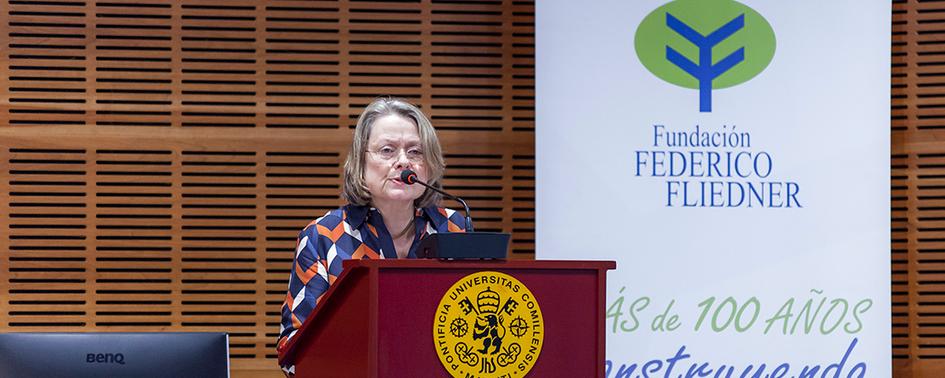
left=276, top=204, right=467, bottom=373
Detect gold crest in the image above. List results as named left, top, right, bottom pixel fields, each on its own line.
left=433, top=271, right=543, bottom=378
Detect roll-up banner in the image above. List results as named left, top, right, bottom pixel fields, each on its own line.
left=536, top=1, right=890, bottom=376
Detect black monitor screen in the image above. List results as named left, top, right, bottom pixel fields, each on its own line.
left=0, top=332, right=229, bottom=378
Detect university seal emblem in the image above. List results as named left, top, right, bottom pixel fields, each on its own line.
left=433, top=271, right=544, bottom=378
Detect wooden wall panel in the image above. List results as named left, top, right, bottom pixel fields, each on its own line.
left=0, top=0, right=534, bottom=376
left=898, top=0, right=945, bottom=376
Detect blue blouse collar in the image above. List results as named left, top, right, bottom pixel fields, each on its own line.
left=343, top=204, right=439, bottom=229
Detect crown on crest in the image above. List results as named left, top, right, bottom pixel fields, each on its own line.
left=477, top=287, right=500, bottom=314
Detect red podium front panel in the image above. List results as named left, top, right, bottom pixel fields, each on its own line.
left=280, top=259, right=615, bottom=378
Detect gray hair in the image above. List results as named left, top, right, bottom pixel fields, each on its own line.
left=343, top=98, right=445, bottom=207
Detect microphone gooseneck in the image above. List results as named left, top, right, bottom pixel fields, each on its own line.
left=399, top=169, right=473, bottom=232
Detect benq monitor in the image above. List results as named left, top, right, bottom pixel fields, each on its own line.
left=0, top=332, right=229, bottom=378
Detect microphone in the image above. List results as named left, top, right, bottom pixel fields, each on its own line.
left=400, top=169, right=474, bottom=232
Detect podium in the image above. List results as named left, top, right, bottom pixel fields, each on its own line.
left=278, top=259, right=615, bottom=377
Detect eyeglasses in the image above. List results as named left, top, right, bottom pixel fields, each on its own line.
left=368, top=146, right=424, bottom=162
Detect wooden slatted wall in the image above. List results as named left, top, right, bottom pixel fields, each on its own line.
left=895, top=0, right=945, bottom=376
left=0, top=0, right=534, bottom=376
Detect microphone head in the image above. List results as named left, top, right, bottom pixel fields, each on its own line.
left=400, top=169, right=418, bottom=185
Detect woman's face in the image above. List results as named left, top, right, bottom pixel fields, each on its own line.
left=364, top=114, right=428, bottom=207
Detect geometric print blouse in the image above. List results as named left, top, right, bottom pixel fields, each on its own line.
left=276, top=204, right=467, bottom=373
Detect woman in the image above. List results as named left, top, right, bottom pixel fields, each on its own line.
left=276, top=98, right=467, bottom=375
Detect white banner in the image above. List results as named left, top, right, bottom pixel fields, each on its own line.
left=537, top=0, right=890, bottom=376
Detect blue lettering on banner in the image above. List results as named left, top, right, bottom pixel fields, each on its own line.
left=636, top=124, right=802, bottom=209
left=605, top=338, right=865, bottom=378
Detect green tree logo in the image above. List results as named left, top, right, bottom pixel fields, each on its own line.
left=635, top=0, right=776, bottom=112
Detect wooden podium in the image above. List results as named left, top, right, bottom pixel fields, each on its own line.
left=278, top=259, right=615, bottom=377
